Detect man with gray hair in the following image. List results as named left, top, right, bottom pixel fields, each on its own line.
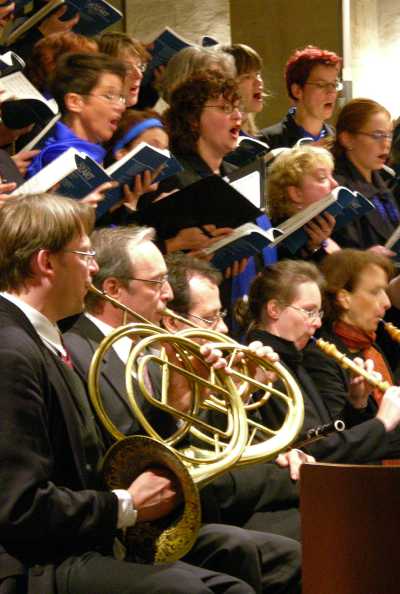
left=64, top=224, right=303, bottom=594
left=0, top=197, right=299, bottom=594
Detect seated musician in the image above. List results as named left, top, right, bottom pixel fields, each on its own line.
left=162, top=252, right=320, bottom=541
left=163, top=252, right=311, bottom=475
left=63, top=224, right=302, bottom=590
left=232, top=258, right=400, bottom=463
left=303, top=248, right=400, bottom=460
left=0, top=194, right=301, bottom=594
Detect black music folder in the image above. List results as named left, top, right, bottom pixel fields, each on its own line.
left=139, top=174, right=263, bottom=240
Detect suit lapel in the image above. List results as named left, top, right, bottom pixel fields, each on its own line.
left=44, top=348, right=96, bottom=486
left=70, top=316, right=133, bottom=417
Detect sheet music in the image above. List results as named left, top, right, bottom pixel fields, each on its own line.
left=0, top=72, right=57, bottom=113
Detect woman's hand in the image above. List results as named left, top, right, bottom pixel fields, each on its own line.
left=38, top=5, right=79, bottom=36
left=224, top=258, right=249, bottom=279
left=230, top=341, right=279, bottom=402
left=165, top=225, right=232, bottom=253
left=122, top=169, right=160, bottom=211
left=368, top=244, right=396, bottom=258
left=0, top=181, right=17, bottom=205
left=81, top=180, right=119, bottom=208
left=12, top=150, right=40, bottom=177
left=275, top=449, right=315, bottom=481
left=304, top=212, right=336, bottom=252
left=347, top=357, right=381, bottom=408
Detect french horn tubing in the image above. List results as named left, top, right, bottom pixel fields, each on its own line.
left=87, top=285, right=304, bottom=563
left=313, top=337, right=391, bottom=393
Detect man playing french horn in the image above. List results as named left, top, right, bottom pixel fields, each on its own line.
left=0, top=195, right=301, bottom=594
left=65, top=226, right=309, bottom=548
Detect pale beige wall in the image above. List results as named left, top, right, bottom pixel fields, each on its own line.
left=109, top=0, right=400, bottom=122
left=123, top=0, right=231, bottom=46
left=350, top=0, right=400, bottom=119
left=230, top=0, right=342, bottom=128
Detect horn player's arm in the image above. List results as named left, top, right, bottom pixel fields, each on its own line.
left=275, top=449, right=315, bottom=481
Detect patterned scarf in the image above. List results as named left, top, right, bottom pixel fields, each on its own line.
left=334, top=320, right=400, bottom=465
left=333, top=320, right=393, bottom=405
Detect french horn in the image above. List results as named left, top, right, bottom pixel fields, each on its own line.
left=87, top=285, right=304, bottom=563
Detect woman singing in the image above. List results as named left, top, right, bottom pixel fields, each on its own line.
left=331, top=98, right=398, bottom=254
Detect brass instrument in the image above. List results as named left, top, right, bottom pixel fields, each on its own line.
left=314, top=337, right=391, bottom=393
left=87, top=285, right=304, bottom=563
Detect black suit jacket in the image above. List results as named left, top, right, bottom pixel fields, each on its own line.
left=248, top=329, right=391, bottom=463
left=65, top=316, right=301, bottom=535
left=64, top=314, right=177, bottom=442
left=0, top=297, right=117, bottom=577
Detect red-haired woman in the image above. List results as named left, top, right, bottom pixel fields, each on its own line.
left=259, top=45, right=342, bottom=149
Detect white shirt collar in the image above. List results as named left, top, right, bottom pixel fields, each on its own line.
left=1, top=292, right=66, bottom=356
left=85, top=312, right=134, bottom=365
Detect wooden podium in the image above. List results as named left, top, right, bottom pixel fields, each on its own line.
left=300, top=462, right=400, bottom=594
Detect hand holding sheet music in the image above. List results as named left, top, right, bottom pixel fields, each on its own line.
left=2, top=0, right=122, bottom=45
left=304, top=212, right=336, bottom=252
left=165, top=225, right=233, bottom=254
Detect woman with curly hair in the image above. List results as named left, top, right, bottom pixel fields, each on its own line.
left=267, top=144, right=339, bottom=260
left=145, top=70, right=276, bottom=328
left=141, top=70, right=242, bottom=254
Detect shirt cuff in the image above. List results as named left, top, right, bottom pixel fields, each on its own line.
left=113, top=489, right=138, bottom=529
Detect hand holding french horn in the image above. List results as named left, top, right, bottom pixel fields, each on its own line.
left=87, top=284, right=304, bottom=563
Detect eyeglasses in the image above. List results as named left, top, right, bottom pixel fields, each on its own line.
left=82, top=93, right=127, bottom=106
left=357, top=131, right=393, bottom=142
left=201, top=103, right=243, bottom=115
left=288, top=305, right=324, bottom=321
left=239, top=71, right=263, bottom=82
left=124, top=274, right=170, bottom=286
left=186, top=309, right=228, bottom=327
left=124, top=61, right=147, bottom=74
left=63, top=248, right=97, bottom=262
left=304, top=80, right=343, bottom=92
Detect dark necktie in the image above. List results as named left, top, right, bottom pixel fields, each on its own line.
left=59, top=334, right=74, bottom=369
